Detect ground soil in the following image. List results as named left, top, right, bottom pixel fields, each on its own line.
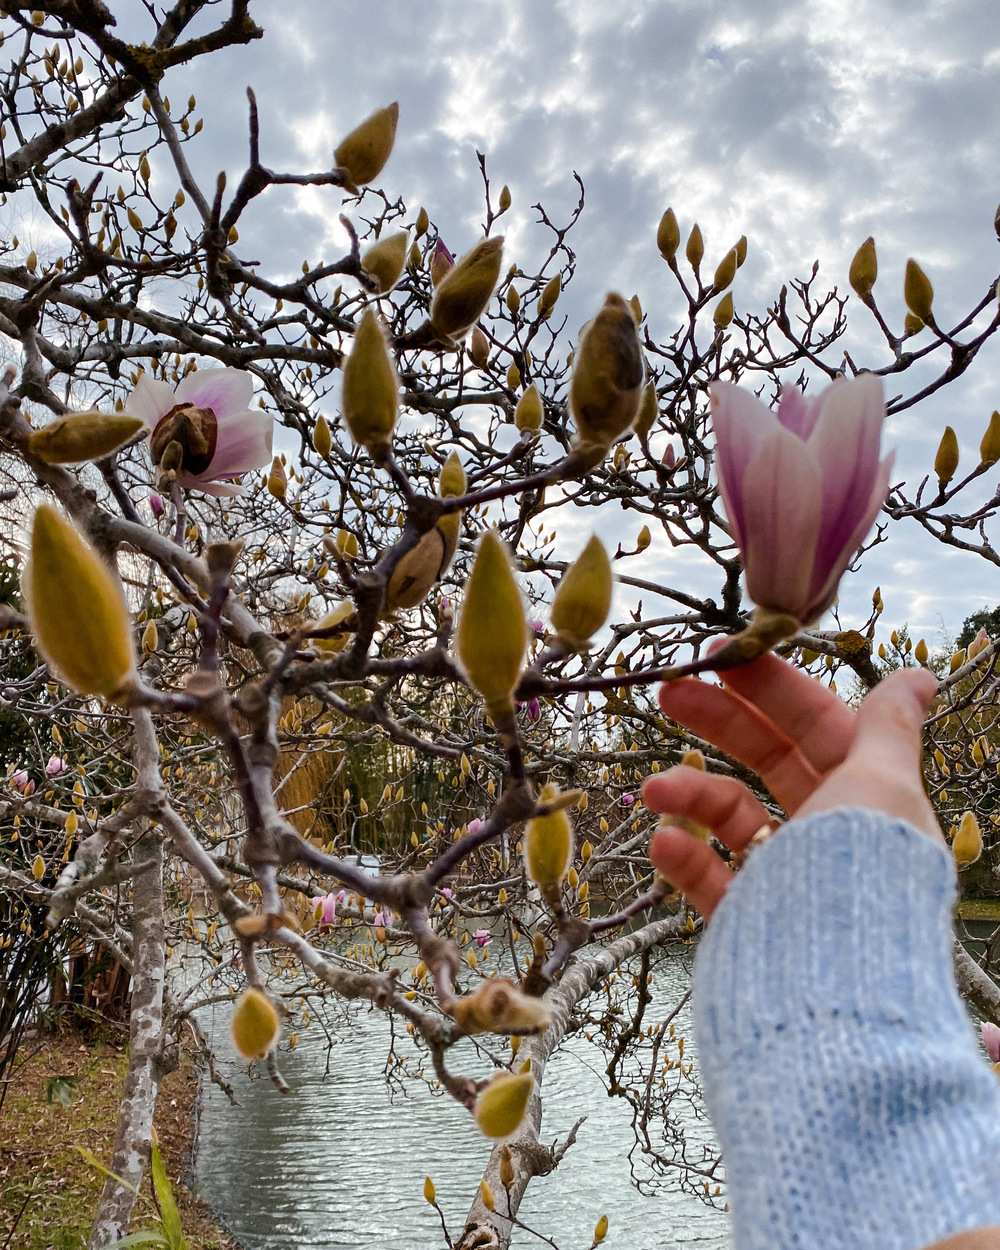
left=0, top=1027, right=240, bottom=1250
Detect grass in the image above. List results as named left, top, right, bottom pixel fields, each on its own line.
left=0, top=1027, right=238, bottom=1250
left=956, top=899, right=1000, bottom=921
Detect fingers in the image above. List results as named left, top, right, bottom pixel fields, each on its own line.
left=648, top=826, right=732, bottom=922
left=658, top=678, right=822, bottom=813
left=643, top=765, right=773, bottom=851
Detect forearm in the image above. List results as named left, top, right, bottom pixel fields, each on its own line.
left=694, top=807, right=1000, bottom=1250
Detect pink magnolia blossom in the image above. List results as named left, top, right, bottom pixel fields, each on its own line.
left=128, top=368, right=273, bottom=497
left=441, top=887, right=454, bottom=901
left=621, top=793, right=635, bottom=806
left=45, top=755, right=66, bottom=778
left=11, top=768, right=29, bottom=790
left=473, top=928, right=491, bottom=948
left=524, top=698, right=541, bottom=722
left=313, top=893, right=337, bottom=925
left=372, top=910, right=387, bottom=928
left=983, top=1021, right=1000, bottom=1064
left=709, top=374, right=892, bottom=626
left=336, top=890, right=347, bottom=905
left=467, top=818, right=486, bottom=835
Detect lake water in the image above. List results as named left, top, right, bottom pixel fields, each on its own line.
left=193, top=944, right=728, bottom=1249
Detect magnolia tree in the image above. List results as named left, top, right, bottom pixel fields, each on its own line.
left=4, top=3, right=1000, bottom=1248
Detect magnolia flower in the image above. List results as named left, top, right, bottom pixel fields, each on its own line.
left=313, top=893, right=337, bottom=925
left=336, top=890, right=347, bottom=905
left=441, top=887, right=454, bottom=901
left=148, top=491, right=165, bottom=518
left=709, top=374, right=892, bottom=627
left=524, top=698, right=541, bottom=722
left=11, top=769, right=34, bottom=795
left=473, top=928, right=492, bottom=948
left=128, top=369, right=273, bottom=497
left=983, top=1021, right=1000, bottom=1065
left=467, top=818, right=486, bottom=835
left=45, top=755, right=66, bottom=778
left=621, top=793, right=635, bottom=807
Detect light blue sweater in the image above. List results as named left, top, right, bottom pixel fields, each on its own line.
left=694, top=807, right=1000, bottom=1250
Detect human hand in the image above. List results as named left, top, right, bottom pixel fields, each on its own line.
left=644, top=647, right=942, bottom=921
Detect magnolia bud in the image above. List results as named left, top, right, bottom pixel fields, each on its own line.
left=713, top=292, right=734, bottom=329
left=333, top=102, right=399, bottom=193
left=735, top=235, right=748, bottom=267
left=457, top=531, right=527, bottom=716
left=385, top=530, right=447, bottom=612
left=32, top=854, right=45, bottom=880
left=141, top=619, right=158, bottom=654
left=474, top=1071, right=533, bottom=1138
left=904, top=258, right=934, bottom=322
left=515, top=384, right=544, bottom=433
left=429, top=238, right=454, bottom=288
left=500, top=1145, right=515, bottom=1189
left=267, top=456, right=287, bottom=499
left=980, top=411, right=1000, bottom=467
left=423, top=1176, right=436, bottom=1204
left=594, top=1214, right=609, bottom=1244
left=685, top=223, right=704, bottom=269
left=953, top=810, right=982, bottom=869
left=230, top=987, right=279, bottom=1059
left=498, top=184, right=511, bottom=213
left=506, top=285, right=520, bottom=315
left=450, top=976, right=551, bottom=1035
left=342, top=308, right=398, bottom=459
left=311, top=600, right=355, bottom=653
left=469, top=324, right=490, bottom=367
left=506, top=362, right=521, bottom=390
left=431, top=237, right=504, bottom=342
left=914, top=638, right=928, bottom=664
left=313, top=414, right=332, bottom=458
left=26, top=505, right=136, bottom=700
left=934, top=425, right=959, bottom=486
left=524, top=786, right=574, bottom=889
left=849, top=237, right=877, bottom=301
left=480, top=1180, right=495, bottom=1211
left=903, top=312, right=924, bottom=335
left=538, top=272, right=561, bottom=317
left=713, top=248, right=737, bottom=293
left=581, top=839, right=593, bottom=862
left=361, top=230, right=408, bottom=294
left=950, top=648, right=966, bottom=673
left=657, top=208, right=680, bottom=262
left=636, top=525, right=651, bottom=551
left=551, top=535, right=612, bottom=651
left=28, top=412, right=143, bottom=464
left=632, top=380, right=658, bottom=441
left=337, top=529, right=359, bottom=560
left=439, top=451, right=466, bottom=498
left=629, top=294, right=642, bottom=325
left=569, top=294, right=644, bottom=453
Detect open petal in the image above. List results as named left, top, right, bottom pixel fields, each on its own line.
left=775, top=386, right=823, bottom=439
left=807, top=374, right=885, bottom=583
left=126, top=375, right=178, bottom=431
left=178, top=473, right=247, bottom=497
left=175, top=368, right=255, bottom=422
left=207, top=410, right=273, bottom=477
left=807, top=451, right=894, bottom=621
left=708, top=383, right=776, bottom=550
left=740, top=427, right=823, bottom=617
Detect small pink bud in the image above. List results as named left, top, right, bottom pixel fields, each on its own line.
left=621, top=793, right=635, bottom=806
left=474, top=928, right=492, bottom=948
left=45, top=755, right=66, bottom=778
left=312, top=893, right=337, bottom=925
left=467, top=818, right=486, bottom=835
left=149, top=491, right=165, bottom=518
left=983, top=1021, right=1000, bottom=1064
left=441, top=887, right=454, bottom=901
left=525, top=698, right=541, bottom=722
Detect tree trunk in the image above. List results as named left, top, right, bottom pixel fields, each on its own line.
left=458, top=913, right=688, bottom=1249
left=88, top=826, right=165, bottom=1248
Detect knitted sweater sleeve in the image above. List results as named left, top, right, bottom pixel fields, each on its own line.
left=693, top=806, right=1000, bottom=1250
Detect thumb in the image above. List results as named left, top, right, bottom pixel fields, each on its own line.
left=849, top=667, right=938, bottom=776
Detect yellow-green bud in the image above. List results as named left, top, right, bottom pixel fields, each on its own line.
left=713, top=248, right=737, bottom=293
left=267, top=456, right=287, bottom=500
left=551, top=535, right=612, bottom=651
left=953, top=809, right=982, bottom=870
left=450, top=976, right=551, bottom=1035
left=735, top=235, right=748, bottom=267
left=633, top=380, right=658, bottom=440
left=950, top=648, right=967, bottom=672
left=934, top=425, right=959, bottom=486
left=849, top=237, right=877, bottom=301
left=231, top=988, right=279, bottom=1060
left=498, top=185, right=511, bottom=213
left=538, top=272, right=562, bottom=317
left=904, top=258, right=934, bottom=322
left=500, top=1146, right=515, bottom=1190
left=141, top=618, right=158, bottom=654
left=685, top=223, right=704, bottom=270
left=569, top=293, right=644, bottom=453
left=361, top=230, right=408, bottom=294
left=506, top=362, right=520, bottom=390
left=515, top=383, right=543, bottom=432
left=313, top=414, right=332, bottom=458
left=980, top=411, right=1000, bottom=467
left=506, top=285, right=520, bottom=315
left=636, top=525, right=651, bottom=551
left=903, top=312, right=925, bottom=335
left=25, top=505, right=136, bottom=700
left=439, top=451, right=466, bottom=498
left=333, top=102, right=399, bottom=193
left=337, top=529, right=359, bottom=560
left=342, top=308, right=398, bottom=459
left=423, top=1176, right=436, bottom=1204
left=430, top=236, right=504, bottom=342
left=629, top=294, right=642, bottom=325
left=480, top=1180, right=495, bottom=1211
left=473, top=1071, right=533, bottom=1138
left=656, top=208, right=680, bottom=262
left=524, top=784, right=573, bottom=889
left=456, top=531, right=527, bottom=717
left=415, top=207, right=429, bottom=238
left=594, top=1215, right=609, bottom=1244
left=311, top=600, right=355, bottom=653
left=713, top=292, right=734, bottom=329
left=385, top=530, right=448, bottom=612
left=28, top=412, right=143, bottom=464
left=914, top=638, right=928, bottom=664
left=469, top=324, right=490, bottom=367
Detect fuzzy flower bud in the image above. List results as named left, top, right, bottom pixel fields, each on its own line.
left=474, top=1071, right=534, bottom=1139
left=849, top=237, right=878, bottom=301
left=934, top=425, right=959, bottom=487
left=686, top=223, right=704, bottom=269
left=342, top=309, right=398, bottom=460
left=28, top=412, right=143, bottom=465
left=361, top=230, right=408, bottom=294
left=551, top=535, right=613, bottom=651
left=657, top=208, right=680, bottom=262
left=313, top=414, right=332, bottom=458
left=450, top=976, right=551, bottom=1036
left=430, top=237, right=504, bottom=342
left=456, top=531, right=527, bottom=717
left=633, top=381, right=658, bottom=441
left=469, top=325, right=490, bottom=367
left=538, top=272, right=562, bottom=318
left=266, top=456, right=287, bottom=500
left=953, top=810, right=982, bottom=870
left=514, top=384, right=543, bottom=433
left=311, top=601, right=355, bottom=653
left=980, top=411, right=1000, bottom=468
left=713, top=248, right=737, bottom=293
left=333, top=102, right=399, bottom=193
left=569, top=294, right=644, bottom=455
left=904, top=258, right=934, bottom=322
left=26, top=506, right=136, bottom=700
left=230, top=987, right=280, bottom=1060
left=524, top=783, right=574, bottom=889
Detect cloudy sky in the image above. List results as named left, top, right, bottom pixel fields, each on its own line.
left=16, top=0, right=1000, bottom=644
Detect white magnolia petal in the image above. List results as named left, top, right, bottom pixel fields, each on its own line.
left=177, top=473, right=247, bottom=497
left=175, top=368, right=255, bottom=421
left=708, top=382, right=776, bottom=550
left=126, top=375, right=178, bottom=431
left=208, top=411, right=273, bottom=477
